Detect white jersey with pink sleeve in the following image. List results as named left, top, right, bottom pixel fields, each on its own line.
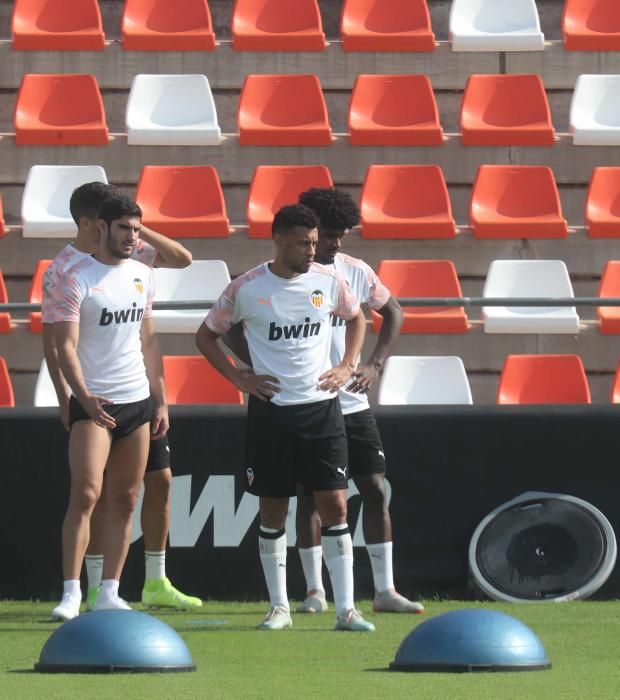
left=42, top=240, right=157, bottom=324
left=330, top=253, right=391, bottom=415
left=51, top=256, right=155, bottom=403
left=206, top=261, right=360, bottom=406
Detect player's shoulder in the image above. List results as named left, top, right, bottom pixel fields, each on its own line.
left=230, top=263, right=269, bottom=293
left=48, top=245, right=87, bottom=275
left=335, top=252, right=373, bottom=276
left=308, top=261, right=341, bottom=281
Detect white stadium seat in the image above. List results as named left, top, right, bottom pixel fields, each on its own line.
left=449, top=0, right=544, bottom=52
left=34, top=359, right=59, bottom=407
left=483, top=260, right=580, bottom=334
left=152, top=260, right=231, bottom=333
left=378, top=356, right=473, bottom=405
left=569, top=75, right=620, bottom=146
left=21, top=165, right=108, bottom=238
left=126, top=74, right=221, bottom=146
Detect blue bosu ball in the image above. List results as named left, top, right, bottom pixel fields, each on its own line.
left=35, top=610, right=196, bottom=673
left=390, top=609, right=551, bottom=672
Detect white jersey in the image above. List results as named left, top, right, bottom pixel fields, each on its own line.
left=329, top=253, right=391, bottom=415
left=51, top=256, right=155, bottom=403
left=42, top=240, right=157, bottom=324
left=206, top=262, right=360, bottom=406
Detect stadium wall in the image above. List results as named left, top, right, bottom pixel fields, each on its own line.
left=2, top=405, right=620, bottom=602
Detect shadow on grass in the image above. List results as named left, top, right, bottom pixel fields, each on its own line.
left=7, top=669, right=36, bottom=675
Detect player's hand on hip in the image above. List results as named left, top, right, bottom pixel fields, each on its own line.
left=236, top=370, right=280, bottom=401
left=348, top=363, right=379, bottom=393
left=83, top=394, right=116, bottom=430
left=151, top=404, right=169, bottom=440
left=318, top=364, right=353, bottom=392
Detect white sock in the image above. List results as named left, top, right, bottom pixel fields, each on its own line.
left=259, top=527, right=288, bottom=609
left=145, top=551, right=166, bottom=581
left=298, top=546, right=324, bottom=594
left=63, top=579, right=81, bottom=598
left=99, top=579, right=119, bottom=599
left=84, top=555, right=103, bottom=590
left=321, top=524, right=354, bottom=615
left=367, top=541, right=394, bottom=594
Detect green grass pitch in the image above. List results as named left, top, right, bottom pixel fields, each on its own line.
left=1, top=599, right=620, bottom=699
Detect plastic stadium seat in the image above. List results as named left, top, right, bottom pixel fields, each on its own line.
left=563, top=0, right=620, bottom=51
left=153, top=260, right=231, bottom=333
left=611, top=363, right=620, bottom=403
left=0, top=270, right=11, bottom=333
left=21, top=165, right=108, bottom=238
left=238, top=74, right=331, bottom=146
left=348, top=75, right=443, bottom=146
left=163, top=355, right=243, bottom=404
left=470, top=166, right=567, bottom=239
left=569, top=75, right=620, bottom=146
left=378, top=356, right=473, bottom=405
left=449, top=0, right=544, bottom=52
left=0, top=195, right=4, bottom=238
left=136, top=166, right=229, bottom=238
left=15, top=74, right=108, bottom=146
left=340, top=0, right=435, bottom=51
left=122, top=0, right=216, bottom=50
left=0, top=357, right=15, bottom=407
left=232, top=0, right=325, bottom=51
left=34, top=359, right=58, bottom=407
left=126, top=74, right=221, bottom=146
left=360, top=165, right=455, bottom=239
left=372, top=260, right=468, bottom=333
left=461, top=75, right=555, bottom=146
left=497, top=354, right=591, bottom=404
left=586, top=167, right=620, bottom=238
left=483, top=260, right=580, bottom=334
left=247, top=165, right=333, bottom=239
left=12, top=0, right=105, bottom=50
left=29, top=260, right=52, bottom=334
left=597, top=261, right=620, bottom=334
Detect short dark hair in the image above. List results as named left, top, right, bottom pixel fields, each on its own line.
left=298, top=187, right=360, bottom=231
left=98, top=194, right=142, bottom=227
left=272, top=203, right=318, bottom=236
left=69, top=182, right=120, bottom=225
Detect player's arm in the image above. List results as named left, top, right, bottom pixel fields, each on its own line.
left=42, top=324, right=71, bottom=431
left=221, top=323, right=253, bottom=368
left=140, top=316, right=168, bottom=440
left=318, top=308, right=366, bottom=391
left=53, top=321, right=116, bottom=429
left=139, top=225, right=192, bottom=269
left=195, top=322, right=278, bottom=401
left=349, top=296, right=403, bottom=393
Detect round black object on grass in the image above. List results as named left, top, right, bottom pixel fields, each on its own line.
left=35, top=610, right=196, bottom=673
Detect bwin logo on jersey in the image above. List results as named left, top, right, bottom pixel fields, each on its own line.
left=133, top=277, right=144, bottom=294
left=269, top=317, right=321, bottom=341
left=310, top=289, right=324, bottom=309
left=99, top=302, right=145, bottom=326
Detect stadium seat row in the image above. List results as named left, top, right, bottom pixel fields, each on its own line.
left=4, top=258, right=620, bottom=338
left=9, top=0, right=620, bottom=52
left=9, top=72, right=620, bottom=147
left=8, top=164, right=620, bottom=241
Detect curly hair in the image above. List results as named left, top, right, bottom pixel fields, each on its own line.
left=272, top=203, right=319, bottom=235
left=298, top=187, right=360, bottom=231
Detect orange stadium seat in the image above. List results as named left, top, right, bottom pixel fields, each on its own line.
left=12, top=0, right=105, bottom=50
left=348, top=75, right=443, bottom=146
left=340, top=0, right=435, bottom=51
left=232, top=0, right=325, bottom=51
left=28, top=260, right=51, bottom=334
left=0, top=270, right=11, bottom=333
left=0, top=195, right=4, bottom=237
left=497, top=354, right=591, bottom=404
left=470, top=166, right=567, bottom=239
left=562, top=0, right=620, bottom=51
left=136, top=166, right=229, bottom=238
left=586, top=167, right=620, bottom=238
left=122, top=0, right=216, bottom=50
left=597, top=261, right=620, bottom=334
left=372, top=260, right=468, bottom=333
left=461, top=74, right=555, bottom=146
left=163, top=355, right=244, bottom=405
left=247, top=165, right=333, bottom=238
left=360, top=165, right=455, bottom=239
left=611, top=362, right=620, bottom=403
left=238, top=74, right=332, bottom=146
left=14, top=74, right=108, bottom=146
left=0, top=357, right=15, bottom=407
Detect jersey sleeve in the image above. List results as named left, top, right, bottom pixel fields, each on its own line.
left=132, top=240, right=158, bottom=268
left=333, top=273, right=360, bottom=320
left=52, top=269, right=88, bottom=323
left=41, top=264, right=58, bottom=324
left=143, top=267, right=155, bottom=320
left=205, top=278, right=242, bottom=335
left=365, top=265, right=391, bottom=310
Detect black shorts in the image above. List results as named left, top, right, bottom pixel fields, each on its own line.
left=69, top=395, right=153, bottom=442
left=146, top=434, right=171, bottom=473
left=344, top=409, right=386, bottom=478
left=244, top=396, right=349, bottom=498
